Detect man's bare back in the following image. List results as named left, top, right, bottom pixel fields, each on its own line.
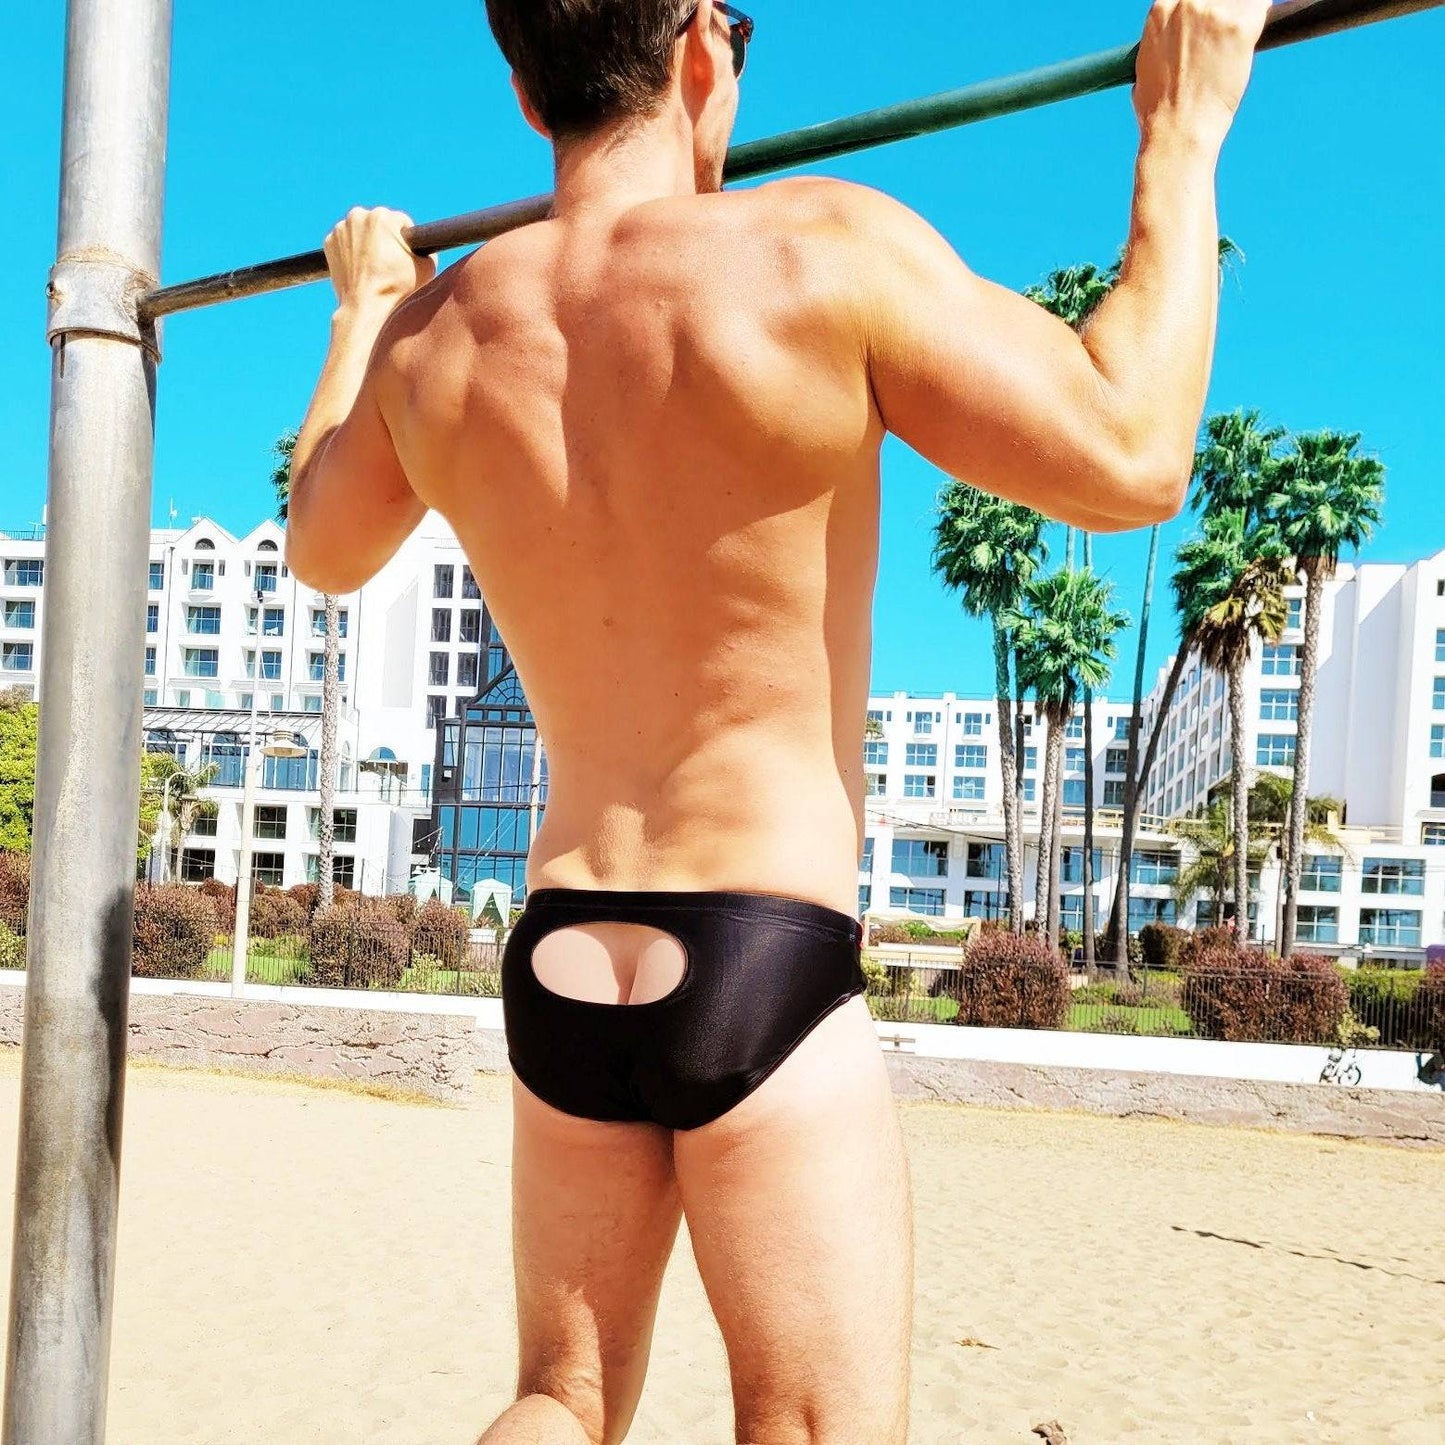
left=286, top=3, right=1273, bottom=1439
left=382, top=181, right=885, bottom=917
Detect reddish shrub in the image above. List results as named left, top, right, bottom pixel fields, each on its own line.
left=132, top=884, right=217, bottom=979
left=286, top=882, right=320, bottom=916
left=382, top=893, right=419, bottom=928
left=248, top=889, right=306, bottom=940
left=198, top=877, right=236, bottom=927
left=947, top=933, right=1068, bottom=1030
left=411, top=898, right=467, bottom=968
left=1181, top=949, right=1348, bottom=1043
left=307, top=904, right=408, bottom=990
left=0, top=852, right=29, bottom=930
left=1139, top=923, right=1188, bottom=973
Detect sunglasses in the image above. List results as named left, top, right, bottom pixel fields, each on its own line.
left=678, top=1, right=755, bottom=79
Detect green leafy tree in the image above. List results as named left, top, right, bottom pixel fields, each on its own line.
left=271, top=430, right=341, bottom=908
left=1004, top=569, right=1127, bottom=950
left=1267, top=431, right=1385, bottom=957
left=138, top=751, right=219, bottom=874
left=1171, top=797, right=1271, bottom=922
left=0, top=689, right=39, bottom=853
left=932, top=485, right=1048, bottom=932
left=1173, top=510, right=1292, bottom=934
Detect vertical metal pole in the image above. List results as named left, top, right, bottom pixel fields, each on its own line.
left=231, top=681, right=262, bottom=997
left=5, top=2, right=172, bottom=1441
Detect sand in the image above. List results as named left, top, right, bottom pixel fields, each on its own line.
left=0, top=1053, right=1440, bottom=1444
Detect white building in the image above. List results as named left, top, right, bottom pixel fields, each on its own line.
left=1, top=511, right=489, bottom=899
left=1138, top=548, right=1445, bottom=957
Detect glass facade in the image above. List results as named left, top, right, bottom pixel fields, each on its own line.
left=889, top=887, right=944, bottom=917
left=1361, top=857, right=1425, bottom=896
left=891, top=839, right=948, bottom=878
left=905, top=742, right=938, bottom=768
left=1358, top=909, right=1422, bottom=948
left=1300, top=855, right=1343, bottom=893
left=863, top=740, right=887, bottom=767
left=431, top=605, right=542, bottom=906
left=1257, top=734, right=1296, bottom=767
left=4, top=600, right=36, bottom=629
left=952, top=775, right=985, bottom=801
left=1296, top=905, right=1339, bottom=944
left=1259, top=689, right=1298, bottom=722
left=954, top=744, right=986, bottom=770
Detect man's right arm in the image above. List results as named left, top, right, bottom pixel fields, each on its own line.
left=853, top=0, right=1272, bottom=533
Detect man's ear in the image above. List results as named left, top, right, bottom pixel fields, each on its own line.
left=511, top=73, right=552, bottom=140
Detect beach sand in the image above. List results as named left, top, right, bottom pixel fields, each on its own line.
left=0, top=1053, right=1440, bottom=1444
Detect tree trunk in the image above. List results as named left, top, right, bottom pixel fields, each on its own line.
left=1280, top=562, right=1323, bottom=959
left=992, top=623, right=1023, bottom=933
left=1082, top=691, right=1097, bottom=976
left=1107, top=632, right=1195, bottom=960
left=317, top=592, right=340, bottom=909
left=1228, top=651, right=1250, bottom=942
left=1035, top=721, right=1057, bottom=936
left=1048, top=726, right=1065, bottom=955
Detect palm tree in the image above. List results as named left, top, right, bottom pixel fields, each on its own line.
left=1171, top=797, right=1271, bottom=924
left=1173, top=510, right=1292, bottom=936
left=272, top=430, right=341, bottom=910
left=1108, top=403, right=1280, bottom=957
left=1268, top=431, right=1385, bottom=957
left=932, top=485, right=1048, bottom=932
left=1004, top=569, right=1127, bottom=951
left=139, top=751, right=220, bottom=880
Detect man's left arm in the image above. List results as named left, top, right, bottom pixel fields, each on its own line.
left=286, top=207, right=433, bottom=595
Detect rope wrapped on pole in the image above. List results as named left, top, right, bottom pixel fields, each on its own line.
left=138, top=0, right=1443, bottom=321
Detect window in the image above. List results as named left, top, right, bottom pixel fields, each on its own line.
left=860, top=837, right=875, bottom=873
left=459, top=608, right=481, bottom=645
left=186, top=605, right=220, bottom=635
left=259, top=650, right=282, bottom=681
left=1286, top=596, right=1303, bottom=631
left=190, top=813, right=217, bottom=838
left=1062, top=779, right=1085, bottom=807
left=456, top=652, right=479, bottom=691
left=865, top=773, right=885, bottom=797
left=1257, top=734, right=1296, bottom=767
left=889, top=887, right=944, bottom=917
left=461, top=566, right=481, bottom=600
left=912, top=713, right=934, bottom=735
left=179, top=848, right=215, bottom=882
left=1300, top=855, right=1343, bottom=893
left=1133, top=849, right=1179, bottom=886
left=952, top=775, right=986, bottom=802
left=1436, top=629, right=1445, bottom=665
left=426, top=694, right=448, bottom=729
left=966, top=843, right=1003, bottom=879
left=903, top=773, right=936, bottom=799
left=307, top=652, right=348, bottom=683
left=1022, top=777, right=1037, bottom=803
left=431, top=608, right=453, bottom=643
left=307, top=807, right=357, bottom=843
left=434, top=564, right=455, bottom=599
left=963, top=712, right=985, bottom=737
left=1435, top=678, right=1445, bottom=712
left=143, top=645, right=156, bottom=677
left=954, top=744, right=987, bottom=770
left=1432, top=725, right=1445, bottom=760
left=200, top=739, right=244, bottom=788
left=174, top=689, right=190, bottom=707
left=254, top=805, right=288, bottom=840
left=308, top=607, right=348, bottom=638
left=1259, top=689, right=1298, bottom=722
left=429, top=652, right=450, bottom=687
left=1435, top=773, right=1445, bottom=810
left=262, top=751, right=318, bottom=792
left=1065, top=747, right=1086, bottom=773
left=251, top=852, right=285, bottom=887
left=1128, top=897, right=1178, bottom=930
left=3, top=560, right=43, bottom=587
left=190, top=561, right=215, bottom=591
left=1358, top=909, right=1422, bottom=948
left=1061, top=848, right=1104, bottom=884
left=1103, top=780, right=1125, bottom=807
left=194, top=538, right=215, bottom=550
left=1, top=643, right=34, bottom=672
left=3, top=600, right=35, bottom=629
left=905, top=742, right=938, bottom=768
left=866, top=709, right=886, bottom=726
left=148, top=560, right=165, bottom=590
left=146, top=603, right=159, bottom=634
left=301, top=695, right=322, bottom=713
left=1261, top=644, right=1299, bottom=676
left=892, top=839, right=948, bottom=877
left=963, top=890, right=1009, bottom=920
left=1422, top=824, right=1445, bottom=847
left=857, top=884, right=872, bottom=915
left=1113, top=717, right=1132, bottom=743
left=1104, top=748, right=1128, bottom=774
left=1023, top=747, right=1038, bottom=771
left=1065, top=716, right=1084, bottom=740
left=863, top=740, right=888, bottom=767
left=261, top=607, right=285, bottom=637
left=254, top=563, right=278, bottom=594
left=1296, top=905, right=1339, bottom=944
left=182, top=647, right=218, bottom=678
left=1361, top=857, right=1425, bottom=896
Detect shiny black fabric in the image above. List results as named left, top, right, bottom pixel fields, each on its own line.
left=502, top=887, right=866, bottom=1131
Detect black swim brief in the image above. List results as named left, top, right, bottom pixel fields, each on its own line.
left=501, top=887, right=867, bottom=1131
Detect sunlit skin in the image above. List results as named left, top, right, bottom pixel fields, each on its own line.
left=287, top=3, right=1272, bottom=1439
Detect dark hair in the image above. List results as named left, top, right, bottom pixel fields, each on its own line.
left=485, top=0, right=684, bottom=141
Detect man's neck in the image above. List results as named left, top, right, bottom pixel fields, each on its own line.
left=551, top=109, right=704, bottom=221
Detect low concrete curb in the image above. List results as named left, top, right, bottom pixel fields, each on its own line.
left=885, top=1053, right=1445, bottom=1146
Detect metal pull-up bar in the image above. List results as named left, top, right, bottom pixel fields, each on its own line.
left=139, top=0, right=1444, bottom=320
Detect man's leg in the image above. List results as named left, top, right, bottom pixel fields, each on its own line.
left=477, top=1079, right=683, bottom=1445
left=673, top=996, right=913, bottom=1445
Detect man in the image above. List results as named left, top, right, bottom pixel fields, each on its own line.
left=286, top=2, right=1271, bottom=1439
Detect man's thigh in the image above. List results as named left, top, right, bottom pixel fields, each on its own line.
left=673, top=997, right=913, bottom=1445
left=510, top=1079, right=683, bottom=1443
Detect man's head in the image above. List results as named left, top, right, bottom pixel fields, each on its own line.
left=484, top=0, right=752, bottom=188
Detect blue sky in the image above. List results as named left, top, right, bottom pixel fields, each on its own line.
left=3, top=2, right=1442, bottom=701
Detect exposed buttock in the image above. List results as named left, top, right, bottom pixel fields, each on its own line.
left=501, top=888, right=866, bottom=1131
